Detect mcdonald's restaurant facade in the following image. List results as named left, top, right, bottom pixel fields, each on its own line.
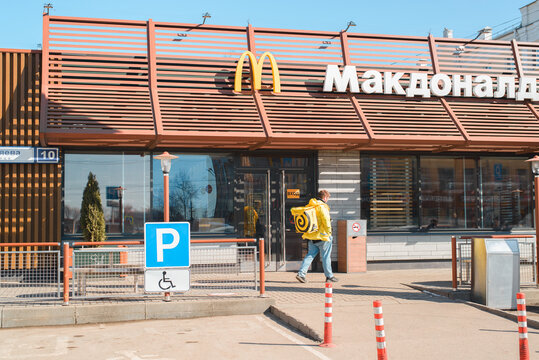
left=2, top=14, right=539, bottom=270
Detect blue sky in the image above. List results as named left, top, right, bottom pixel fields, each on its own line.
left=1, top=0, right=533, bottom=49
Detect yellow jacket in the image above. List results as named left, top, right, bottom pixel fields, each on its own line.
left=302, top=198, right=332, bottom=241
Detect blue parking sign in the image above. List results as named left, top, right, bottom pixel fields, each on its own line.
left=145, top=222, right=190, bottom=268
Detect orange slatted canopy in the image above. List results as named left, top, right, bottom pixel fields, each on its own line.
left=40, top=15, right=539, bottom=152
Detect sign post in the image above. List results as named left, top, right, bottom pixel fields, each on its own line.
left=144, top=222, right=190, bottom=293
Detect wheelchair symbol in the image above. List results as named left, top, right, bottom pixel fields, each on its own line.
left=158, top=271, right=176, bottom=290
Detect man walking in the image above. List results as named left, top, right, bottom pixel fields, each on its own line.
left=296, top=190, right=338, bottom=283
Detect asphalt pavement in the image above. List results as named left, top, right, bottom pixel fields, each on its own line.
left=1, top=268, right=539, bottom=359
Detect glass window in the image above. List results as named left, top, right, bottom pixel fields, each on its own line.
left=480, top=157, right=533, bottom=230
left=63, top=153, right=151, bottom=236
left=361, top=155, right=418, bottom=230
left=361, top=154, right=534, bottom=232
left=420, top=157, right=478, bottom=229
left=152, top=153, right=235, bottom=234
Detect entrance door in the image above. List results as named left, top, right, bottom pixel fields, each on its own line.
left=235, top=170, right=271, bottom=269
left=235, top=169, right=313, bottom=271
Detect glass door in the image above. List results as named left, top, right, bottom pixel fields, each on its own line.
left=281, top=170, right=313, bottom=270
left=235, top=165, right=315, bottom=271
left=235, top=171, right=272, bottom=269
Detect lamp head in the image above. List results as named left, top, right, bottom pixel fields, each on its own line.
left=526, top=155, right=539, bottom=176
left=343, top=21, right=356, bottom=33
left=154, top=151, right=178, bottom=174
left=202, top=12, right=211, bottom=24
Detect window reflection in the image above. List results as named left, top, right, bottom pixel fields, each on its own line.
left=480, top=157, right=532, bottom=229
left=420, top=157, right=477, bottom=229
left=361, top=155, right=418, bottom=230
left=152, top=153, right=235, bottom=234
left=362, top=154, right=534, bottom=231
left=63, top=153, right=150, bottom=236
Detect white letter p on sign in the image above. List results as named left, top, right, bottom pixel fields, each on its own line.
left=156, top=228, right=180, bottom=262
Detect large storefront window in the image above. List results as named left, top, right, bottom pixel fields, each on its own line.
left=420, top=157, right=477, bottom=229
left=152, top=153, right=235, bottom=234
left=361, top=155, right=418, bottom=230
left=63, top=153, right=151, bottom=236
left=480, top=157, right=533, bottom=229
left=65, top=152, right=311, bottom=239
left=361, top=154, right=534, bottom=231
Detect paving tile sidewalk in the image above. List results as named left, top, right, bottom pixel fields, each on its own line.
left=265, top=268, right=539, bottom=359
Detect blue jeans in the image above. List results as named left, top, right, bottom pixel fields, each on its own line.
left=297, top=237, right=334, bottom=279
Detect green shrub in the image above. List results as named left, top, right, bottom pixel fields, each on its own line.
left=80, top=172, right=106, bottom=242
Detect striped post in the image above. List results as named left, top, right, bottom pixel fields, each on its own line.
left=320, top=282, right=336, bottom=347
left=517, top=293, right=530, bottom=360
left=373, top=300, right=388, bottom=360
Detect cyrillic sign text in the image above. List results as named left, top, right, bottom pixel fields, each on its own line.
left=323, top=65, right=539, bottom=101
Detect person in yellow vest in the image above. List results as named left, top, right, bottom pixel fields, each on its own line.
left=296, top=190, right=338, bottom=283
left=244, top=204, right=258, bottom=238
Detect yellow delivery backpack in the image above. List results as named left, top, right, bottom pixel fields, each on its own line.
left=290, top=205, right=318, bottom=234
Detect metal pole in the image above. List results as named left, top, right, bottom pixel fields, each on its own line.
left=164, top=174, right=170, bottom=222
left=164, top=173, right=171, bottom=301
left=63, top=242, right=70, bottom=305
left=535, top=176, right=539, bottom=287
left=259, top=238, right=266, bottom=297
left=451, top=236, right=457, bottom=290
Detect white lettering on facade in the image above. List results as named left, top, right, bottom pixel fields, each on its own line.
left=321, top=66, right=536, bottom=101
left=472, top=75, right=493, bottom=98
left=383, top=72, right=405, bottom=95
left=430, top=73, right=452, bottom=97
left=361, top=70, right=383, bottom=94
left=406, top=73, right=431, bottom=98
left=323, top=65, right=359, bottom=92
left=494, top=76, right=516, bottom=98
left=516, top=77, right=539, bottom=101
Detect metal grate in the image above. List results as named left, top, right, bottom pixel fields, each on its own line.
left=0, top=250, right=60, bottom=302
left=71, top=245, right=258, bottom=298
left=189, top=245, right=257, bottom=295
left=71, top=247, right=145, bottom=298
left=457, top=239, right=536, bottom=286
left=519, top=242, right=536, bottom=285
left=457, top=241, right=471, bottom=285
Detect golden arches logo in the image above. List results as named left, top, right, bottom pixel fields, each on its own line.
left=234, top=51, right=281, bottom=93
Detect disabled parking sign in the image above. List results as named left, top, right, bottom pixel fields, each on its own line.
left=144, top=222, right=190, bottom=292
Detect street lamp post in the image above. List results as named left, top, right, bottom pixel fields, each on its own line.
left=526, top=155, right=539, bottom=286
left=154, top=151, right=178, bottom=300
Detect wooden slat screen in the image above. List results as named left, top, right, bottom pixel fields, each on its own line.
left=0, top=50, right=61, bottom=245
left=45, top=18, right=155, bottom=146
left=356, top=96, right=462, bottom=138
left=40, top=16, right=539, bottom=152
left=347, top=35, right=433, bottom=73
left=154, top=25, right=266, bottom=145
left=435, top=39, right=517, bottom=76
left=447, top=99, right=539, bottom=141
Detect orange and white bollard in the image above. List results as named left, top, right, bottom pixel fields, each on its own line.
left=373, top=300, right=388, bottom=360
left=320, top=282, right=335, bottom=347
left=517, top=293, right=530, bottom=360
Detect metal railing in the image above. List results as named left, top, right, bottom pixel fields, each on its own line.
left=0, top=238, right=265, bottom=304
left=70, top=244, right=259, bottom=299
left=0, top=249, right=60, bottom=303
left=451, top=235, right=536, bottom=289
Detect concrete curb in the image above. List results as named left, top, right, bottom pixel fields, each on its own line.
left=0, top=297, right=275, bottom=328
left=268, top=305, right=323, bottom=342
left=405, top=283, right=539, bottom=330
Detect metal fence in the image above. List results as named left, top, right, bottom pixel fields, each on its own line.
left=0, top=250, right=60, bottom=302
left=456, top=239, right=536, bottom=286
left=71, top=245, right=258, bottom=299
